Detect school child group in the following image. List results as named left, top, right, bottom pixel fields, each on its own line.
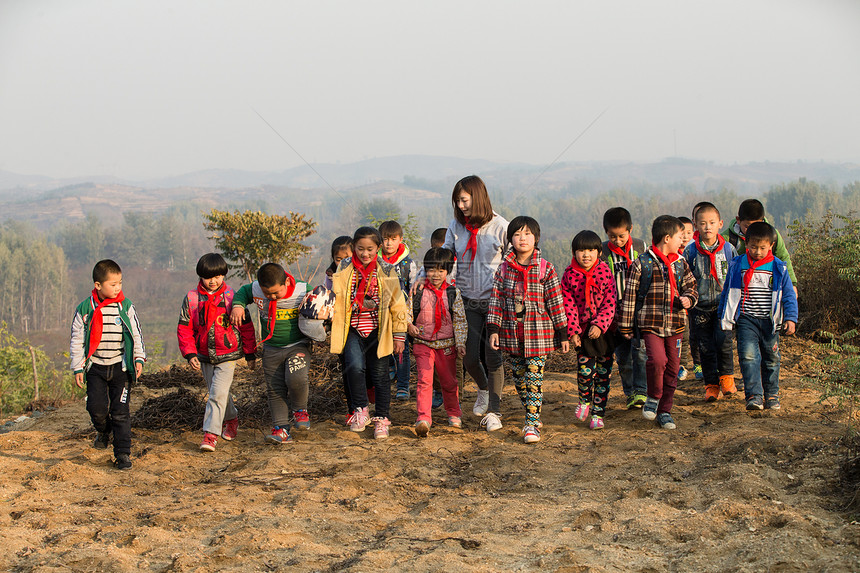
left=70, top=176, right=798, bottom=469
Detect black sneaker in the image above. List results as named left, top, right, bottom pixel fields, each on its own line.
left=746, top=396, right=764, bottom=411
left=765, top=396, right=781, bottom=410
left=114, top=454, right=132, bottom=470
left=93, top=432, right=110, bottom=449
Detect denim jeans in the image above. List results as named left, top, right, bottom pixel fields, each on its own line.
left=615, top=334, right=647, bottom=397
left=690, top=308, right=734, bottom=387
left=736, top=314, right=780, bottom=400
left=391, top=342, right=411, bottom=393
left=343, top=328, right=391, bottom=419
left=201, top=360, right=238, bottom=435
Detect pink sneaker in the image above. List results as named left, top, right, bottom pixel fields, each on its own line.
left=373, top=417, right=391, bottom=439
left=200, top=432, right=218, bottom=452
left=348, top=407, right=370, bottom=432
left=589, top=415, right=605, bottom=430
left=221, top=417, right=238, bottom=441
left=575, top=403, right=591, bottom=422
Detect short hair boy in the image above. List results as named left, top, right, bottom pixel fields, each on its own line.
left=601, top=207, right=648, bottom=409
left=229, top=262, right=310, bottom=444
left=684, top=203, right=739, bottom=402
left=718, top=221, right=798, bottom=411
left=723, top=199, right=797, bottom=288
left=378, top=220, right=419, bottom=401
left=70, top=259, right=146, bottom=470
left=618, top=216, right=699, bottom=429
left=430, top=228, right=448, bottom=248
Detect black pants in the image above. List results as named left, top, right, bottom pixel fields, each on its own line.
left=690, top=308, right=734, bottom=387
left=86, top=362, right=132, bottom=456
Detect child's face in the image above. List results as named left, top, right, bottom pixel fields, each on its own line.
left=746, top=238, right=774, bottom=261
left=695, top=209, right=724, bottom=244
left=575, top=248, right=599, bottom=270
left=201, top=275, right=225, bottom=292
left=382, top=235, right=403, bottom=256
left=605, top=225, right=631, bottom=249
left=738, top=218, right=763, bottom=235
left=662, top=230, right=684, bottom=254
left=426, top=266, right=449, bottom=288
left=353, top=237, right=379, bottom=266
left=681, top=223, right=695, bottom=247
left=261, top=282, right=288, bottom=301
left=511, top=225, right=536, bottom=257
left=94, top=272, right=122, bottom=300
left=333, top=246, right=351, bottom=267
left=456, top=191, right=473, bottom=218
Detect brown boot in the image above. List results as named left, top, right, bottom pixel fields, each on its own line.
left=719, top=375, right=737, bottom=396
left=705, top=385, right=721, bottom=402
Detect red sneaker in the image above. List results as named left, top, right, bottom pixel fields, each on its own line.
left=293, top=410, right=310, bottom=430
left=221, top=417, right=238, bottom=441
left=265, top=426, right=292, bottom=444
left=200, top=432, right=218, bottom=452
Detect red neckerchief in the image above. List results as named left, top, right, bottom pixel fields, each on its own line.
left=423, top=279, right=449, bottom=335
left=650, top=246, right=680, bottom=302
left=261, top=272, right=296, bottom=343
left=381, top=243, right=405, bottom=265
left=86, top=289, right=126, bottom=360
left=352, top=257, right=377, bottom=312
left=695, top=234, right=727, bottom=281
left=568, top=259, right=597, bottom=311
left=743, top=251, right=774, bottom=303
left=607, top=240, right=632, bottom=265
left=462, top=217, right=480, bottom=262
left=506, top=252, right=537, bottom=304
left=198, top=280, right=227, bottom=334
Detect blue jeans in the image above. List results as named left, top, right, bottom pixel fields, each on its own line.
left=736, top=314, right=780, bottom=400
left=391, top=342, right=411, bottom=393
left=343, top=328, right=391, bottom=419
left=615, top=334, right=647, bottom=397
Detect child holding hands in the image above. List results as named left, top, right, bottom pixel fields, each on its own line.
left=561, top=231, right=618, bottom=430
left=488, top=216, right=569, bottom=443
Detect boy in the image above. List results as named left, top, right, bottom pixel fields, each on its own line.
left=601, top=207, right=648, bottom=409
left=378, top=220, right=419, bottom=401
left=676, top=215, right=696, bottom=380
left=719, top=222, right=798, bottom=410
left=723, top=199, right=798, bottom=291
left=230, top=263, right=309, bottom=444
left=684, top=203, right=738, bottom=402
left=619, top=216, right=698, bottom=430
left=407, top=247, right=467, bottom=436
left=70, top=259, right=145, bottom=470
left=177, top=253, right=257, bottom=452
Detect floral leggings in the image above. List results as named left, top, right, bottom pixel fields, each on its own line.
left=510, top=355, right=547, bottom=427
left=578, top=354, right=613, bottom=417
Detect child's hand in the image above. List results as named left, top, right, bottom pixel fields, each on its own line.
left=680, top=296, right=693, bottom=309
left=622, top=332, right=634, bottom=340
left=75, top=372, right=84, bottom=388
left=246, top=358, right=256, bottom=371
left=456, top=345, right=466, bottom=358
left=394, top=340, right=405, bottom=358
left=783, top=321, right=796, bottom=336
left=230, top=306, right=245, bottom=326
left=572, top=334, right=581, bottom=348
left=588, top=325, right=602, bottom=339
left=489, top=333, right=500, bottom=350
left=135, top=361, right=143, bottom=378
left=560, top=340, right=570, bottom=354
left=188, top=356, right=201, bottom=371
left=407, top=324, right=420, bottom=337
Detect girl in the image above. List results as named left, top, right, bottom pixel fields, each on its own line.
left=488, top=216, right=569, bottom=443
left=330, top=227, right=409, bottom=439
left=440, top=175, right=509, bottom=431
left=324, top=235, right=353, bottom=290
left=561, top=230, right=618, bottom=430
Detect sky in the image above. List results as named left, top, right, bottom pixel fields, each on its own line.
left=1, top=0, right=859, bottom=179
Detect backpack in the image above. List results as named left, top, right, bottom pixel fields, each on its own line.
left=498, top=258, right=550, bottom=282
left=187, top=288, right=245, bottom=364
left=634, top=252, right=685, bottom=318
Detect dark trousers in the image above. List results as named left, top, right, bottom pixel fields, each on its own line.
left=86, top=362, right=132, bottom=456
left=343, top=328, right=391, bottom=419
left=462, top=297, right=505, bottom=413
left=691, top=308, right=735, bottom=386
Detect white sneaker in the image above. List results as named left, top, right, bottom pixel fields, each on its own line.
left=473, top=390, right=489, bottom=416
left=480, top=412, right=502, bottom=432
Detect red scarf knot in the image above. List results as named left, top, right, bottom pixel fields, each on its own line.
left=462, top=217, right=480, bottom=262
left=261, top=272, right=296, bottom=343
left=742, top=251, right=774, bottom=303
left=423, top=280, right=449, bottom=335
left=607, top=240, right=633, bottom=265
left=694, top=234, right=727, bottom=281
left=569, top=259, right=597, bottom=311
left=650, top=246, right=681, bottom=303
left=198, top=280, right=227, bottom=335
left=86, top=289, right=126, bottom=360
left=352, top=258, right=377, bottom=312
left=381, top=243, right=406, bottom=265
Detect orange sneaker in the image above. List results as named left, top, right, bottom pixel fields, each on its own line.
left=719, top=375, right=737, bottom=396
left=705, top=385, right=721, bottom=402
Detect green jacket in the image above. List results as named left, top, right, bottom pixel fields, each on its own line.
left=233, top=281, right=309, bottom=348
left=69, top=296, right=146, bottom=383
left=723, top=217, right=797, bottom=285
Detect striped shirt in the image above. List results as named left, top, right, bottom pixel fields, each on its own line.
left=350, top=270, right=380, bottom=337
left=90, top=303, right=124, bottom=366
left=741, top=264, right=773, bottom=319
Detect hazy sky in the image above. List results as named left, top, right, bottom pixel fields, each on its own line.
left=1, top=0, right=859, bottom=179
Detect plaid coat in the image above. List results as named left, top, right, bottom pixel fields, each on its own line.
left=487, top=247, right=568, bottom=357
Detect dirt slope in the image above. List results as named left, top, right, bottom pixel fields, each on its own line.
left=1, top=337, right=858, bottom=572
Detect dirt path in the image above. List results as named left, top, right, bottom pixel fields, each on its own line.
left=1, top=338, right=858, bottom=572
